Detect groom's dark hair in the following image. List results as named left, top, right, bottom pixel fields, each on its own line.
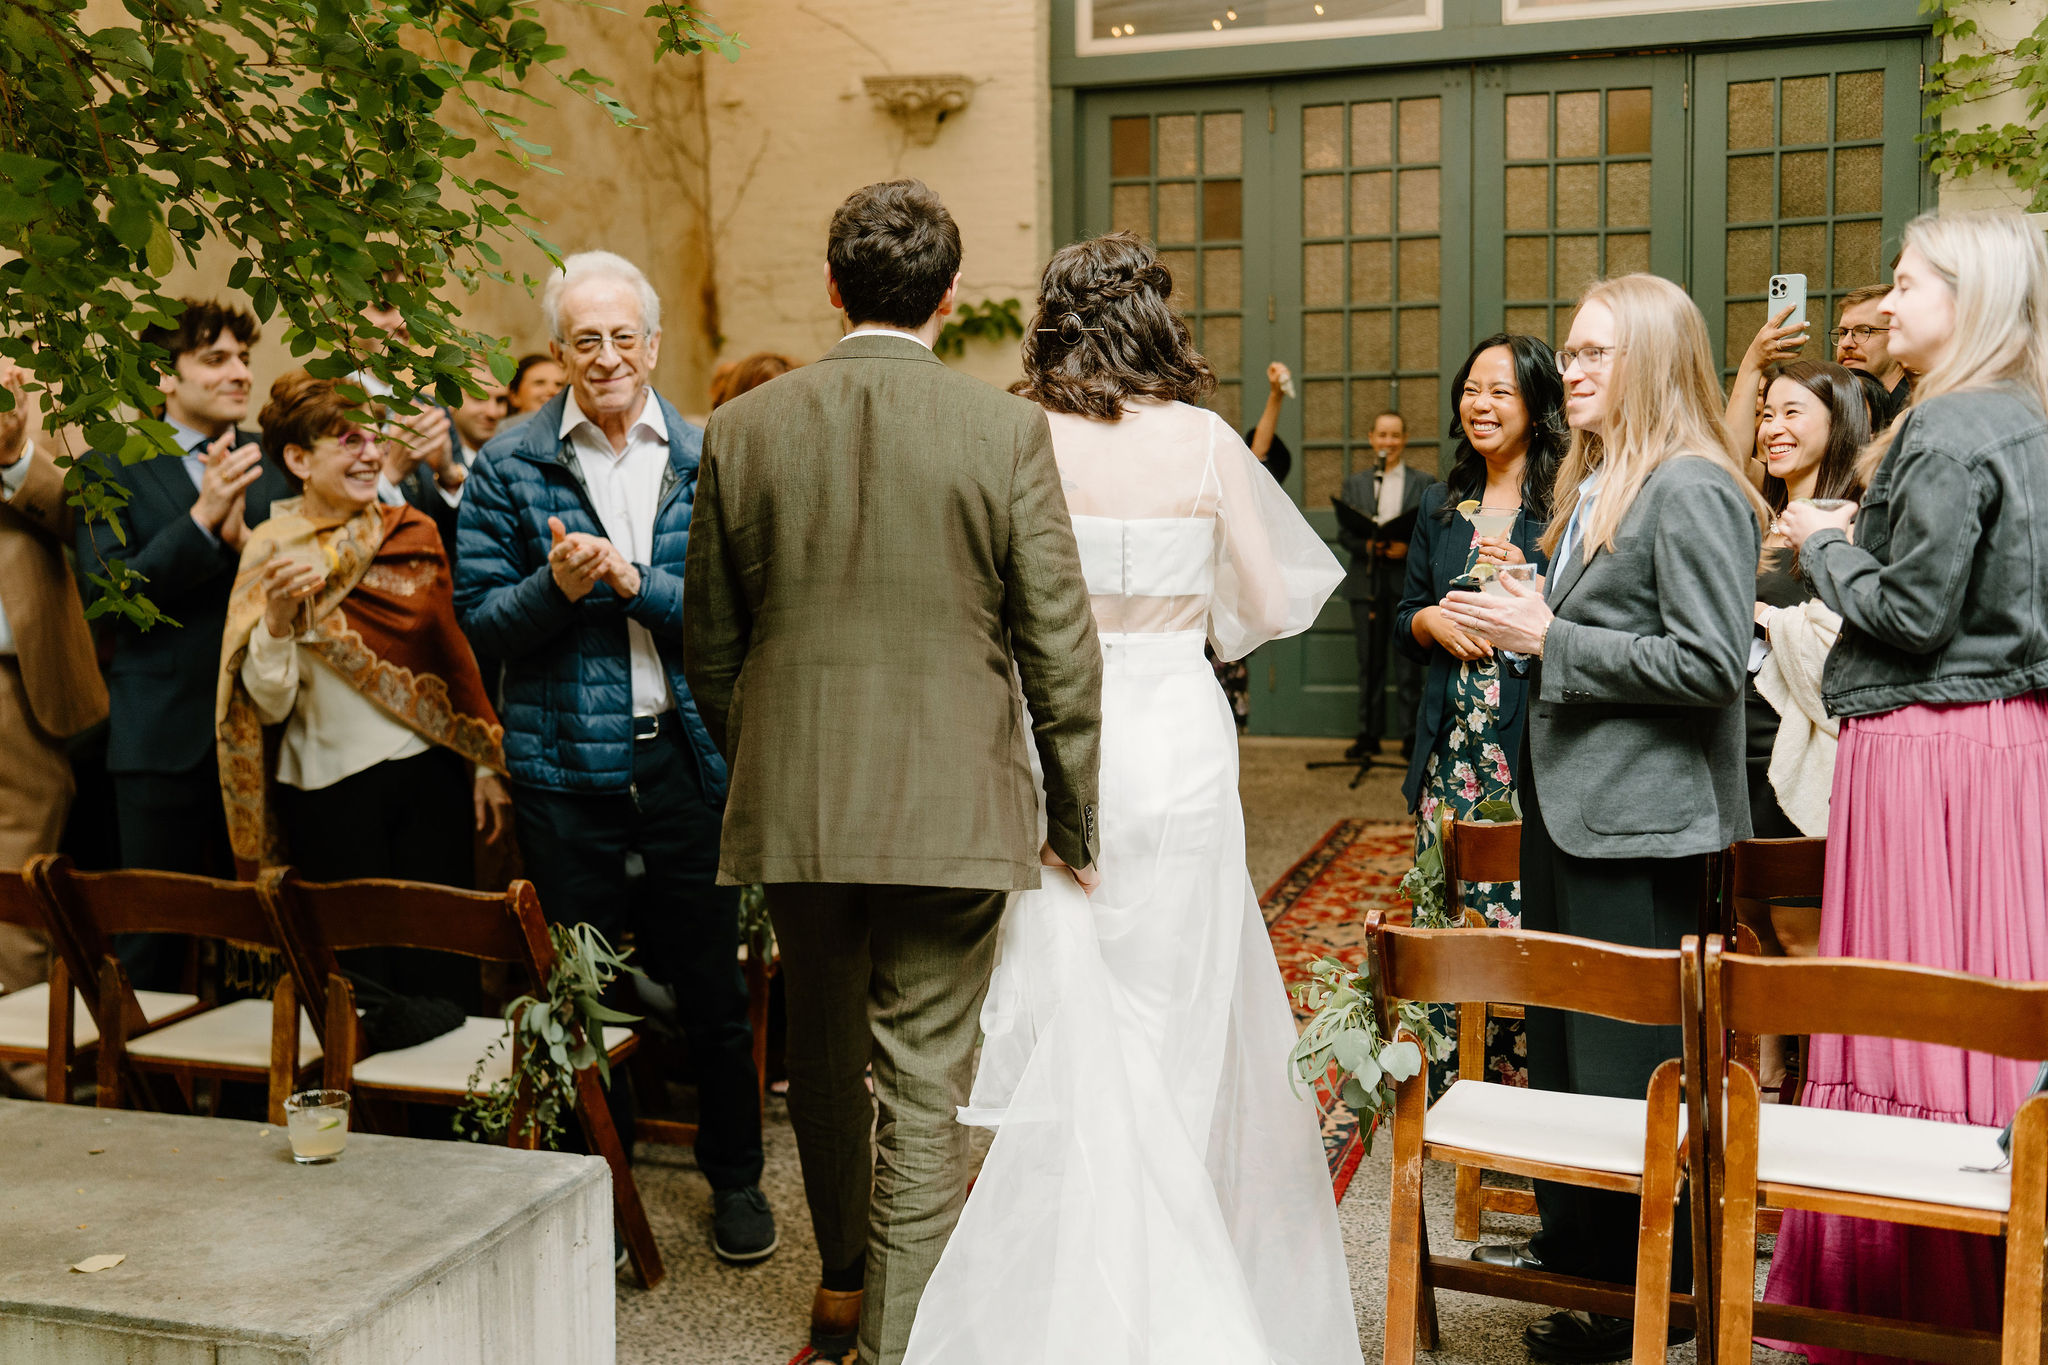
left=827, top=180, right=961, bottom=329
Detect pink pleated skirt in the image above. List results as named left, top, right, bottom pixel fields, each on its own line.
left=1762, top=692, right=2048, bottom=1363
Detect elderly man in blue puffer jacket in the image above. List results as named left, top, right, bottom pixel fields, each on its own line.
left=455, top=250, right=775, bottom=1265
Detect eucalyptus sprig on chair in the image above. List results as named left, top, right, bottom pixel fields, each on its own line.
left=1289, top=955, right=1452, bottom=1155
left=456, top=922, right=644, bottom=1150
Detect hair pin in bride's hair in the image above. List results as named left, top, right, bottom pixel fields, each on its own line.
left=1036, top=313, right=1104, bottom=347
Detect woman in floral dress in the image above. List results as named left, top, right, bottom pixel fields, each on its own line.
left=1393, top=334, right=1564, bottom=1093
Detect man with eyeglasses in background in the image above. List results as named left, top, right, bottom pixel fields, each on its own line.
left=1832, top=283, right=1911, bottom=425
left=455, top=250, right=774, bottom=1266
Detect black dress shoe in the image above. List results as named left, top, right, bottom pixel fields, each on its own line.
left=1524, top=1310, right=1693, bottom=1364
left=1343, top=735, right=1375, bottom=760
left=1470, top=1241, right=1544, bottom=1272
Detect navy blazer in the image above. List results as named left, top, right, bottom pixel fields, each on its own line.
left=1391, top=481, right=1549, bottom=812
left=76, top=435, right=292, bottom=775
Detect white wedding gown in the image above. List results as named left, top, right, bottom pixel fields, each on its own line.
left=903, top=400, right=1360, bottom=1365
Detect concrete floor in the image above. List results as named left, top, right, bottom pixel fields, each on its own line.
left=616, top=737, right=1775, bottom=1364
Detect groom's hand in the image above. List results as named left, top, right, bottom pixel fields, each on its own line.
left=1039, top=841, right=1102, bottom=895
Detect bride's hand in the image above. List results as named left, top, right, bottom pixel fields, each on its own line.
left=1040, top=841, right=1102, bottom=895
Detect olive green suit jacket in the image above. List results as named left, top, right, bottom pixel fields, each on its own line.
left=682, top=334, right=1102, bottom=890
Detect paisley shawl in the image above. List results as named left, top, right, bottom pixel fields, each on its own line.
left=216, top=498, right=505, bottom=868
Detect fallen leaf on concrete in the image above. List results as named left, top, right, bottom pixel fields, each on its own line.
left=71, top=1254, right=124, bottom=1273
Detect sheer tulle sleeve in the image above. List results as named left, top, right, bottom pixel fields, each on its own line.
left=1206, top=414, right=1344, bottom=662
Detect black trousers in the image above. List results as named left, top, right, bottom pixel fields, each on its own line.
left=112, top=758, right=239, bottom=990
left=512, top=726, right=762, bottom=1192
left=275, top=747, right=480, bottom=1011
left=1518, top=744, right=1700, bottom=1289
left=1352, top=586, right=1421, bottom=745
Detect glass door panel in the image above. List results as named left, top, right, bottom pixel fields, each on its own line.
left=1087, top=88, right=1275, bottom=430
left=1472, top=56, right=1688, bottom=348
left=1266, top=68, right=1471, bottom=736
left=1691, top=40, right=1927, bottom=377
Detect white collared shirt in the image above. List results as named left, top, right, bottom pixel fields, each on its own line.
left=562, top=389, right=674, bottom=717
left=846, top=325, right=933, bottom=351
left=1374, top=461, right=1407, bottom=526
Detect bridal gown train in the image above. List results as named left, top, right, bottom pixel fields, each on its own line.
left=902, top=400, right=1361, bottom=1365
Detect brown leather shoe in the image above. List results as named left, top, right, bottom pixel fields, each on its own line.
left=810, top=1286, right=862, bottom=1357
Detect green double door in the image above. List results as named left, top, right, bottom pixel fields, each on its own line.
left=1075, top=35, right=1925, bottom=737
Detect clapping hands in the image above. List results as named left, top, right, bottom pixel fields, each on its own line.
left=548, top=516, right=640, bottom=601
left=379, top=406, right=452, bottom=487
left=193, top=429, right=267, bottom=550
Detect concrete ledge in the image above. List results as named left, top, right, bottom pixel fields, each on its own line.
left=0, top=1100, right=614, bottom=1364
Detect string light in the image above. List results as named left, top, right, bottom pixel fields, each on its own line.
left=1314, top=3, right=1325, bottom=11
left=1226, top=8, right=1238, bottom=17
left=1211, top=17, right=1222, bottom=27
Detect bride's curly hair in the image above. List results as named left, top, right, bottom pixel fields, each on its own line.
left=1012, top=233, right=1216, bottom=420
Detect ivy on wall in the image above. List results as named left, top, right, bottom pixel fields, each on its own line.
left=1922, top=0, right=2048, bottom=209
left=0, top=0, right=738, bottom=626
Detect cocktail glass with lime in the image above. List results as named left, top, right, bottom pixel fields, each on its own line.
left=284, top=1089, right=351, bottom=1164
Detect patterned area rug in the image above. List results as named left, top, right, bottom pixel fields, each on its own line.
left=1261, top=817, right=1419, bottom=1204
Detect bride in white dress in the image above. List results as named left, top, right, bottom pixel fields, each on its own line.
left=903, top=234, right=1361, bottom=1365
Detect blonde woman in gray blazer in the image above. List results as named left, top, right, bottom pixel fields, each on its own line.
left=1443, top=274, right=1767, bottom=1364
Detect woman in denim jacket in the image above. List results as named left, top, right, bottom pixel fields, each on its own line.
left=1770, top=208, right=2048, bottom=1351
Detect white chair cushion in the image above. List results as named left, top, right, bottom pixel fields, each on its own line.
left=1757, top=1102, right=2012, bottom=1213
left=127, top=997, right=321, bottom=1068
left=351, top=1016, right=634, bottom=1094
left=0, top=986, right=198, bottom=1051
left=1426, top=1078, right=1678, bottom=1177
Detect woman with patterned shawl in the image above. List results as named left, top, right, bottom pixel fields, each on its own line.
left=217, top=372, right=508, bottom=1000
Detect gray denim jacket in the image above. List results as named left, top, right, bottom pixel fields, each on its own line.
left=1803, top=386, right=2048, bottom=719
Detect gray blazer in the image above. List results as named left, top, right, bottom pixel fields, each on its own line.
left=1529, top=455, right=1761, bottom=860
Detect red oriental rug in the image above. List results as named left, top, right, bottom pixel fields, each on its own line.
left=1260, top=818, right=1418, bottom=1205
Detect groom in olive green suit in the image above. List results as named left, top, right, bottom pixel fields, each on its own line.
left=682, top=180, right=1102, bottom=1365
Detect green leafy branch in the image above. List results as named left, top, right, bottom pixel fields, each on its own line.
left=1289, top=956, right=1449, bottom=1155
left=1291, top=794, right=1518, bottom=1150
left=1921, top=0, right=2048, bottom=209
left=934, top=297, right=1025, bottom=359
left=456, top=921, right=643, bottom=1150
left=0, top=0, right=738, bottom=627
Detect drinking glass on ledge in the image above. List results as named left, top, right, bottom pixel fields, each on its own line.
left=285, top=1089, right=351, bottom=1164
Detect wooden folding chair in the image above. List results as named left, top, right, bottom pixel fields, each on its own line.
left=1438, top=818, right=1538, bottom=1240
left=258, top=870, right=665, bottom=1289
left=0, top=863, right=134, bottom=1103
left=1715, top=837, right=1825, bottom=1084
left=1369, top=910, right=1712, bottom=1365
left=1706, top=938, right=2048, bottom=1365
left=30, top=855, right=317, bottom=1120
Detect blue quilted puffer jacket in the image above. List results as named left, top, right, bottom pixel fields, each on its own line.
left=454, top=389, right=727, bottom=801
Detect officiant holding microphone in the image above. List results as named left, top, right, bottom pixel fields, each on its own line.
left=1337, top=411, right=1436, bottom=763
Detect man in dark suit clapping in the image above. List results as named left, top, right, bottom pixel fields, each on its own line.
left=75, top=300, right=293, bottom=984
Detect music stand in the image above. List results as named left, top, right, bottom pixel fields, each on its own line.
left=1306, top=746, right=1377, bottom=789
left=1309, top=493, right=1408, bottom=789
